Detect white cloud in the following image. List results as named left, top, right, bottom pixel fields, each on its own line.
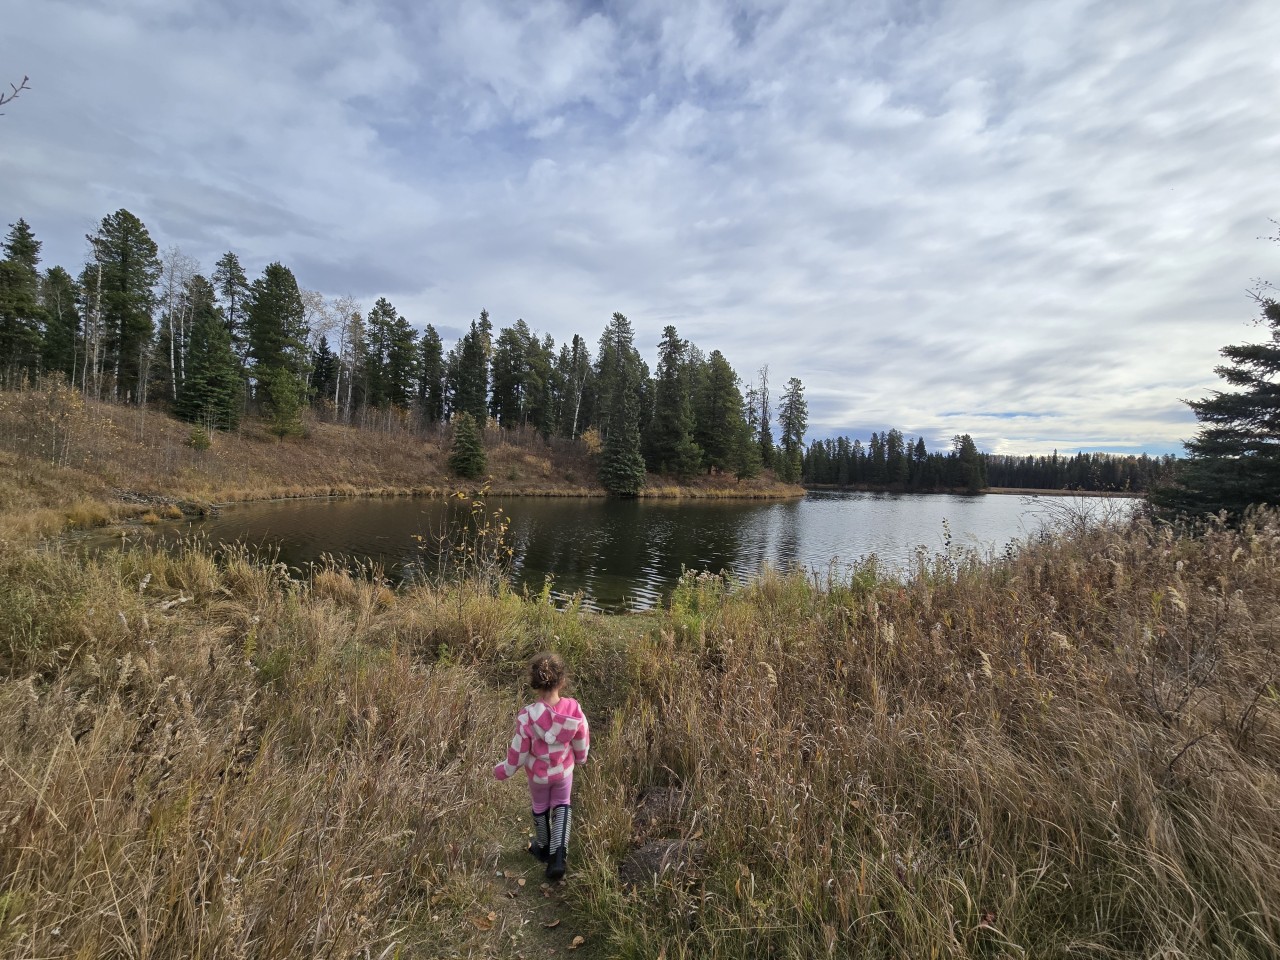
left=6, top=0, right=1280, bottom=455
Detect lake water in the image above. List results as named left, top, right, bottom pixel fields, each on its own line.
left=104, top=491, right=1138, bottom=612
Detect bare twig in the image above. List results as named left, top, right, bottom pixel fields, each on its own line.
left=0, top=74, right=30, bottom=113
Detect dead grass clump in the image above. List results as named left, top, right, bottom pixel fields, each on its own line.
left=64, top=499, right=114, bottom=529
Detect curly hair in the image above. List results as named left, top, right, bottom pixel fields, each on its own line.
left=529, top=651, right=567, bottom=692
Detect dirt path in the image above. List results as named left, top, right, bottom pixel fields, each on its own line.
left=471, top=809, right=609, bottom=960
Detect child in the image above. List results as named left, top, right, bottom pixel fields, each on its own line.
left=493, top=652, right=590, bottom=880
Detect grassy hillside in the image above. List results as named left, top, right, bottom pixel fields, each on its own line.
left=0, top=381, right=802, bottom=540
left=1, top=494, right=1277, bottom=957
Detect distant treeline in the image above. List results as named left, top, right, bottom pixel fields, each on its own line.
left=982, top=451, right=1177, bottom=492
left=804, top=431, right=1177, bottom=493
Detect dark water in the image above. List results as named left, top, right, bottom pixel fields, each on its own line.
left=99, top=491, right=1137, bottom=612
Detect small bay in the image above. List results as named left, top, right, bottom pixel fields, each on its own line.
left=103, top=491, right=1138, bottom=612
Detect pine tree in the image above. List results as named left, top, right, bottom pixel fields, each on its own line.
left=596, top=312, right=647, bottom=495
left=39, top=266, right=80, bottom=381
left=694, top=349, right=748, bottom=475
left=386, top=309, right=417, bottom=408
left=4, top=217, right=40, bottom=271
left=950, top=434, right=986, bottom=493
left=886, top=428, right=909, bottom=487
left=599, top=390, right=647, bottom=495
left=363, top=297, right=397, bottom=407
left=733, top=400, right=763, bottom=480
left=1153, top=294, right=1280, bottom=516
left=86, top=209, right=161, bottom=401
left=260, top=366, right=307, bottom=438
left=309, top=335, right=338, bottom=401
left=212, top=251, right=251, bottom=364
left=447, top=312, right=490, bottom=422
left=418, top=325, right=445, bottom=423
left=0, top=218, right=43, bottom=379
left=776, top=376, right=808, bottom=483
left=246, top=262, right=308, bottom=406
left=448, top=411, right=487, bottom=478
left=528, top=332, right=556, bottom=436
left=175, top=275, right=242, bottom=430
left=489, top=321, right=527, bottom=427
left=867, top=432, right=886, bottom=484
left=646, top=325, right=701, bottom=477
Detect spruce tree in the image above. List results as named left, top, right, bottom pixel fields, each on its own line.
left=447, top=313, right=490, bottom=422
left=309, top=335, right=338, bottom=401
left=596, top=312, right=646, bottom=495
left=489, top=321, right=528, bottom=427
left=949, top=434, right=986, bottom=492
left=646, top=325, right=702, bottom=477
left=1153, top=294, right=1280, bottom=516
left=448, top=411, right=487, bottom=478
left=0, top=218, right=43, bottom=378
left=362, top=297, right=397, bottom=407
left=734, top=407, right=763, bottom=479
left=260, top=366, right=307, bottom=438
left=386, top=309, right=417, bottom=408
left=694, top=349, right=747, bottom=475
left=600, top=390, right=647, bottom=495
left=776, top=376, right=808, bottom=483
left=175, top=276, right=242, bottom=430
left=418, top=325, right=445, bottom=423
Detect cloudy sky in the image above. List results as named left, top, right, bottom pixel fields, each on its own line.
left=7, top=0, right=1279, bottom=455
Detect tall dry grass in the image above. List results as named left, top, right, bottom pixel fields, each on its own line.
left=0, top=543, right=552, bottom=958
left=2, top=506, right=1278, bottom=957
left=571, top=510, right=1280, bottom=958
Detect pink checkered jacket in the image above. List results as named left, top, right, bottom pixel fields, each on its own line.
left=493, top=697, right=590, bottom=785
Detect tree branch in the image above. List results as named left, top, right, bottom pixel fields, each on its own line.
left=0, top=75, right=30, bottom=113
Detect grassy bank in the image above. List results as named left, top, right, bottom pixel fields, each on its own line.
left=0, top=382, right=803, bottom=540
left=1, top=501, right=1277, bottom=957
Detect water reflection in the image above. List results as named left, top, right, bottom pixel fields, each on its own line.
left=97, top=492, right=1137, bottom=613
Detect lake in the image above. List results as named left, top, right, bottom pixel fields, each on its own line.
left=101, top=491, right=1138, bottom=612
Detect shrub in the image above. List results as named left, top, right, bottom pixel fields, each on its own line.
left=187, top=426, right=212, bottom=450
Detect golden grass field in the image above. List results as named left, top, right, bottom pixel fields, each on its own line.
left=1, top=381, right=1278, bottom=958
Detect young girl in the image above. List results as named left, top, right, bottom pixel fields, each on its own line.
left=493, top=652, right=589, bottom=880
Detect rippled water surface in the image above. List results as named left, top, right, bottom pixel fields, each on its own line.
left=110, top=492, right=1137, bottom=611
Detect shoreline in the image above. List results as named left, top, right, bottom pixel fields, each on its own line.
left=9, top=478, right=808, bottom=543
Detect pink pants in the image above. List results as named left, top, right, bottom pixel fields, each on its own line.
left=528, top=772, right=573, bottom=814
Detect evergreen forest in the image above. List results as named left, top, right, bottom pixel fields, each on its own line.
left=1, top=209, right=1175, bottom=495
left=804, top=432, right=1176, bottom=494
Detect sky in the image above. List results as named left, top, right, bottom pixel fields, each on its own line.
left=6, top=0, right=1280, bottom=456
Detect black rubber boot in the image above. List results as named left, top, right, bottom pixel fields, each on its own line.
left=546, top=804, right=572, bottom=881
left=528, top=809, right=550, bottom=863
